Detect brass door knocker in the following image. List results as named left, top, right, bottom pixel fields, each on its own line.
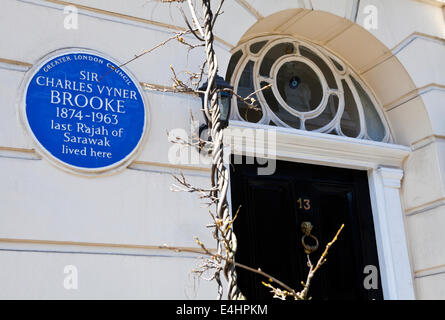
left=301, top=221, right=319, bottom=254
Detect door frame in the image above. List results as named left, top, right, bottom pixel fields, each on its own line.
left=223, top=120, right=415, bottom=300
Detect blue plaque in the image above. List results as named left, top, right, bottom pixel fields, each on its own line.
left=22, top=50, right=147, bottom=174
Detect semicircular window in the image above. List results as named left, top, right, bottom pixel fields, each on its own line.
left=227, top=36, right=392, bottom=143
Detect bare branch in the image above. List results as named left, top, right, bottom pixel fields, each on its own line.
left=260, top=224, right=345, bottom=300
left=180, top=7, right=205, bottom=41
left=187, top=0, right=205, bottom=38
left=211, top=0, right=225, bottom=28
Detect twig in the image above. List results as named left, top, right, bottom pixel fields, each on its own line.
left=187, top=0, right=205, bottom=38
left=299, top=224, right=345, bottom=300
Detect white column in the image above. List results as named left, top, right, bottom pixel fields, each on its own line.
left=368, top=167, right=415, bottom=300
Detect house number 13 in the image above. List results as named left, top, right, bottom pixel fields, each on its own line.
left=297, top=198, right=311, bottom=211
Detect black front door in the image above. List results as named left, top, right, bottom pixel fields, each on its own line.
left=230, top=156, right=383, bottom=300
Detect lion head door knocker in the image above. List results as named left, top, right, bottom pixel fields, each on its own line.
left=301, top=221, right=319, bottom=254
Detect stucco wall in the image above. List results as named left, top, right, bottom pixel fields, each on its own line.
left=0, top=0, right=219, bottom=299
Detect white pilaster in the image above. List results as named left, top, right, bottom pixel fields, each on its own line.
left=368, top=167, right=415, bottom=300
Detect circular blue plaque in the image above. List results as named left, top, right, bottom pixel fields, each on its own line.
left=22, top=49, right=147, bottom=174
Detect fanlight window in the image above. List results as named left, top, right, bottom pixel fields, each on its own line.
left=226, top=37, right=392, bottom=143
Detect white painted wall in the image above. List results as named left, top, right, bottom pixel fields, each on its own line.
left=0, top=248, right=218, bottom=299
left=0, top=0, right=217, bottom=299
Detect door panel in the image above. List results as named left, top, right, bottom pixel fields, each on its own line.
left=230, top=156, right=383, bottom=300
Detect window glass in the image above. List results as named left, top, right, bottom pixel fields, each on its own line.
left=330, top=57, right=344, bottom=72
left=262, top=82, right=300, bottom=129
left=351, top=76, right=386, bottom=142
left=250, top=41, right=268, bottom=54
left=306, top=95, right=339, bottom=131
left=226, top=50, right=243, bottom=83
left=238, top=61, right=262, bottom=122
left=300, top=46, right=337, bottom=89
left=276, top=61, right=323, bottom=112
left=341, top=80, right=361, bottom=138
left=259, top=42, right=295, bottom=77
